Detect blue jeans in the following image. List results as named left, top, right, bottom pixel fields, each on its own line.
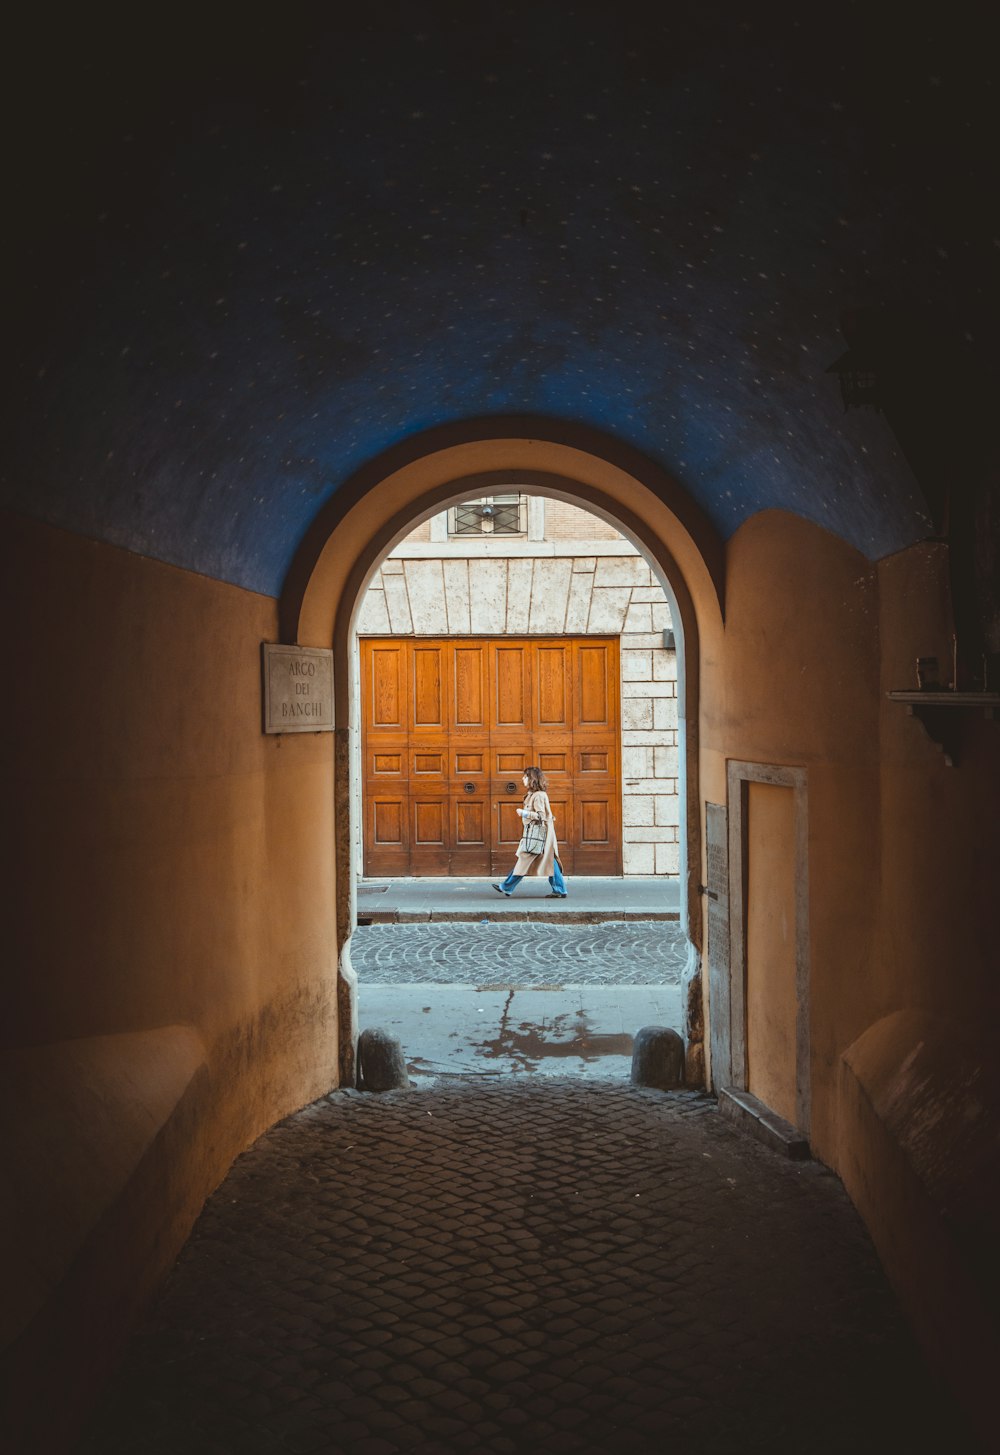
left=499, top=858, right=567, bottom=896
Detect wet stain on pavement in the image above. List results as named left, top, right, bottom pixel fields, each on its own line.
left=471, top=989, right=633, bottom=1070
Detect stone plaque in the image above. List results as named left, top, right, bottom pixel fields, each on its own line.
left=262, top=644, right=334, bottom=733
left=705, top=803, right=732, bottom=1089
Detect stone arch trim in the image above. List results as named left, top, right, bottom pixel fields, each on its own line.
left=278, top=423, right=725, bottom=1084
left=280, top=417, right=725, bottom=643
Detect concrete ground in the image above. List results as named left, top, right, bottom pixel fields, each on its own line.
left=357, top=876, right=681, bottom=924
left=359, top=985, right=683, bottom=1083
left=352, top=922, right=688, bottom=1083
left=80, top=1081, right=955, bottom=1454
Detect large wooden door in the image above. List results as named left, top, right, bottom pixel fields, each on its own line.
left=361, top=636, right=621, bottom=876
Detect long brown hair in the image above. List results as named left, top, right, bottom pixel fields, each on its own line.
left=523, top=765, right=547, bottom=793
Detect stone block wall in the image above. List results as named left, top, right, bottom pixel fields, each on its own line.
left=357, top=548, right=678, bottom=875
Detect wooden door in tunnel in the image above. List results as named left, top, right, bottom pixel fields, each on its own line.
left=361, top=636, right=621, bottom=876
left=725, top=761, right=810, bottom=1135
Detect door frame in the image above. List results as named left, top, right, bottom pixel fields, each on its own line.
left=726, top=759, right=811, bottom=1136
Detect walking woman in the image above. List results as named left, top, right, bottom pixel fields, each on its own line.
left=492, top=765, right=569, bottom=898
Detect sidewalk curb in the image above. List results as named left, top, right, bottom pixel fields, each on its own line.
left=359, top=909, right=681, bottom=925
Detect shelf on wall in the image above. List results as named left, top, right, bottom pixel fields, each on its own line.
left=887, top=691, right=1000, bottom=767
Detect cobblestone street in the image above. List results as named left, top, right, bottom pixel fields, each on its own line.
left=352, top=923, right=688, bottom=1081
left=80, top=1081, right=952, bottom=1455
left=351, top=923, right=688, bottom=986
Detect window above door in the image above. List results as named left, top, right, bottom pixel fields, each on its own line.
left=449, top=493, right=526, bottom=537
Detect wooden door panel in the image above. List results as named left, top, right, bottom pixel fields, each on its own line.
left=411, top=745, right=447, bottom=777
left=495, top=749, right=526, bottom=774
left=362, top=635, right=621, bottom=877
left=577, top=747, right=610, bottom=774
left=368, top=747, right=405, bottom=778
left=496, top=799, right=524, bottom=844
left=574, top=795, right=620, bottom=873
left=372, top=798, right=405, bottom=845
left=368, top=643, right=406, bottom=729
left=493, top=645, right=531, bottom=730
left=412, top=798, right=446, bottom=843
left=453, top=796, right=489, bottom=846
left=536, top=748, right=569, bottom=775
left=571, top=638, right=620, bottom=872
left=450, top=791, right=491, bottom=872
left=365, top=794, right=409, bottom=875
left=410, top=645, right=447, bottom=731
left=535, top=644, right=572, bottom=730
left=362, top=642, right=409, bottom=872
left=410, top=796, right=449, bottom=873
left=452, top=643, right=488, bottom=733
left=579, top=798, right=611, bottom=843
left=575, top=640, right=618, bottom=731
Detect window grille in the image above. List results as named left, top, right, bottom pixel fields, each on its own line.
left=449, top=493, right=525, bottom=536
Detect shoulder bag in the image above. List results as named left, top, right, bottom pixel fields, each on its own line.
left=518, top=799, right=547, bottom=856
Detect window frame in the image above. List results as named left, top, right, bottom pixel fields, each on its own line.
left=447, top=492, right=527, bottom=537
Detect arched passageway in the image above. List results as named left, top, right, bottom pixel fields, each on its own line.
left=279, top=421, right=727, bottom=1087
left=347, top=483, right=696, bottom=1079
left=5, top=8, right=999, bottom=1447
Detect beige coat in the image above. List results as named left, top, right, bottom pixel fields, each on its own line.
left=512, top=790, right=560, bottom=877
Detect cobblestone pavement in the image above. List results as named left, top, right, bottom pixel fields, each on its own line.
left=80, top=1081, right=952, bottom=1455
left=351, top=923, right=687, bottom=986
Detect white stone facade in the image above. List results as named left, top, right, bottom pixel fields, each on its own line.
left=357, top=513, right=679, bottom=876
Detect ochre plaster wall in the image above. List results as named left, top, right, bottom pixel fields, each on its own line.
left=700, top=514, right=998, bottom=1439
left=700, top=510, right=881, bottom=1156
left=2, top=513, right=339, bottom=1451
left=874, top=542, right=999, bottom=1022
left=848, top=542, right=1000, bottom=1441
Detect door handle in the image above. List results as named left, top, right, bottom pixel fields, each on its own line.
left=463, top=782, right=475, bottom=793
left=505, top=781, right=517, bottom=793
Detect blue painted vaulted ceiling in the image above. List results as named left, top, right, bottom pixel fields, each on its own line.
left=2, top=2, right=996, bottom=595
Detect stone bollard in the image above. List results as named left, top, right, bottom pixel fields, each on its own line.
left=356, top=1027, right=410, bottom=1092
left=630, top=1025, right=685, bottom=1089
